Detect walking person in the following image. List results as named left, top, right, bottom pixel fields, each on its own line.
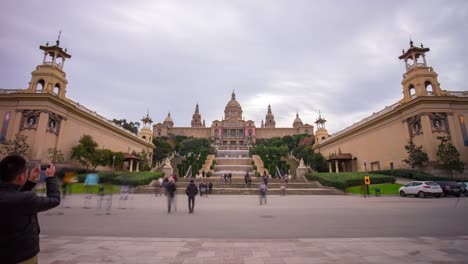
left=186, top=180, right=198, bottom=213
left=0, top=155, right=61, bottom=264
left=259, top=182, right=267, bottom=205
left=166, top=178, right=176, bottom=213
left=229, top=173, right=232, bottom=184
left=208, top=181, right=213, bottom=194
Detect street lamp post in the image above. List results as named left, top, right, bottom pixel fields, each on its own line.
left=363, top=160, right=369, bottom=196
left=112, top=155, right=116, bottom=173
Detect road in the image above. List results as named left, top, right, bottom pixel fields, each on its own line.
left=39, top=194, right=468, bottom=239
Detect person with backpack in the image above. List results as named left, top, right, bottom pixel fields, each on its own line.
left=259, top=182, right=267, bottom=205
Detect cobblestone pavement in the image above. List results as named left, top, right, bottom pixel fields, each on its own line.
left=39, top=235, right=468, bottom=264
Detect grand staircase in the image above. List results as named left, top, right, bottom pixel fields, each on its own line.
left=135, top=147, right=342, bottom=195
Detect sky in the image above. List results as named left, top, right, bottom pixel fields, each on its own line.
left=1, top=0, right=467, bottom=134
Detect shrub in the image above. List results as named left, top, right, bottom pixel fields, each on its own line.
left=251, top=160, right=255, bottom=165
left=305, top=172, right=396, bottom=190
left=375, top=169, right=464, bottom=182
left=210, top=164, right=214, bottom=170
left=252, top=164, right=257, bottom=170
left=254, top=171, right=260, bottom=177
left=206, top=171, right=212, bottom=177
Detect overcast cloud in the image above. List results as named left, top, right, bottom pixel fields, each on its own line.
left=1, top=0, right=467, bottom=134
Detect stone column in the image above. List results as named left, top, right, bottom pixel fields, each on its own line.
left=130, top=159, right=134, bottom=172
left=136, top=161, right=140, bottom=172
left=335, top=160, right=339, bottom=173
left=328, top=162, right=332, bottom=173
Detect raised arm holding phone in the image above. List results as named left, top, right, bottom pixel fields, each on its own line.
left=0, top=155, right=61, bottom=264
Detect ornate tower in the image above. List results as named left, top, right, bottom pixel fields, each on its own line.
left=139, top=112, right=153, bottom=143
left=191, top=103, right=203, bottom=127
left=264, top=104, right=276, bottom=128
left=314, top=112, right=328, bottom=144
left=293, top=112, right=304, bottom=128
left=26, top=32, right=71, bottom=99
left=399, top=40, right=443, bottom=103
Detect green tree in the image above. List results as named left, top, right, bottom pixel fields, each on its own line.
left=152, top=138, right=174, bottom=163
left=0, top=134, right=30, bottom=157
left=47, top=148, right=65, bottom=163
left=71, top=135, right=98, bottom=171
left=436, top=136, right=464, bottom=176
left=112, top=119, right=140, bottom=134
left=403, top=140, right=429, bottom=168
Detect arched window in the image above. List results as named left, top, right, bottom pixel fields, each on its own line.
left=53, top=84, right=60, bottom=95
left=408, top=84, right=416, bottom=98
left=142, top=136, right=146, bottom=139
left=304, top=129, right=309, bottom=134
left=36, top=80, right=45, bottom=93
left=425, top=81, right=433, bottom=95
left=157, top=129, right=162, bottom=136
left=321, top=136, right=326, bottom=140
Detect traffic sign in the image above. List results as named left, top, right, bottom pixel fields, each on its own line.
left=364, top=176, right=370, bottom=185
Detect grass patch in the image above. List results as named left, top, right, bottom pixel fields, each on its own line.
left=36, top=183, right=121, bottom=194
left=305, top=172, right=396, bottom=190
left=345, top=183, right=403, bottom=195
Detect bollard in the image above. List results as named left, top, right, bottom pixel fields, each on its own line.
left=375, top=187, right=381, bottom=197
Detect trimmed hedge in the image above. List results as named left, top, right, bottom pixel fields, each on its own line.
left=305, top=172, right=396, bottom=190
left=375, top=169, right=464, bottom=182
left=77, top=171, right=164, bottom=186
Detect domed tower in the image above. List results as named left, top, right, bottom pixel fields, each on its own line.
left=264, top=105, right=276, bottom=128
left=191, top=103, right=203, bottom=128
left=163, top=112, right=174, bottom=128
left=399, top=40, right=443, bottom=103
left=26, top=32, right=71, bottom=99
left=224, top=91, right=243, bottom=121
left=314, top=112, right=329, bottom=144
left=139, top=112, right=153, bottom=143
left=293, top=112, right=303, bottom=128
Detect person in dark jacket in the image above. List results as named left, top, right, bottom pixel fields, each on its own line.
left=166, top=178, right=176, bottom=213
left=185, top=180, right=198, bottom=213
left=0, top=155, right=60, bottom=264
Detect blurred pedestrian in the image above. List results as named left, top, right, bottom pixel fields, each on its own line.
left=259, top=182, right=267, bottom=205
left=166, top=178, right=176, bottom=213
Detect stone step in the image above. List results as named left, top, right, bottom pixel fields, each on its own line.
left=135, top=186, right=342, bottom=195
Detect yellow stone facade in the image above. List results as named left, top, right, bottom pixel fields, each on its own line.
left=153, top=91, right=314, bottom=145
left=0, top=38, right=154, bottom=168
left=313, top=41, right=468, bottom=178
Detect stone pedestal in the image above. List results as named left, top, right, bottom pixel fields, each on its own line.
left=296, top=166, right=308, bottom=179
left=161, top=158, right=173, bottom=177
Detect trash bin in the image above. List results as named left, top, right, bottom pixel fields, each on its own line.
left=375, top=187, right=381, bottom=197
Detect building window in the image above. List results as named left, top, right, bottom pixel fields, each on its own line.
left=425, top=81, right=433, bottom=95
left=239, top=130, right=244, bottom=137
left=36, top=80, right=45, bottom=93
left=409, top=84, right=416, bottom=98
left=390, top=162, right=394, bottom=170
left=223, top=141, right=227, bottom=145
left=239, top=141, right=244, bottom=145
left=230, top=129, right=236, bottom=137
left=230, top=141, right=236, bottom=145
left=371, top=161, right=380, bottom=171
left=53, top=84, right=60, bottom=96
left=223, top=129, right=227, bottom=136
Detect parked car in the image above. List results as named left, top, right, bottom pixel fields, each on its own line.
left=399, top=181, right=443, bottom=198
left=435, top=181, right=463, bottom=197
left=456, top=182, right=468, bottom=197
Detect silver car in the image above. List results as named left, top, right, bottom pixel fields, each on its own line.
left=399, top=181, right=443, bottom=198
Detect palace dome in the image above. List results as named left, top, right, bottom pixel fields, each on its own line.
left=224, top=91, right=243, bottom=120
left=293, top=112, right=303, bottom=128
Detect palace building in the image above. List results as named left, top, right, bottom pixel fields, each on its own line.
left=0, top=37, right=154, bottom=169
left=153, top=91, right=314, bottom=145
left=313, top=41, right=468, bottom=178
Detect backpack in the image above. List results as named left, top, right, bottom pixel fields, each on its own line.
left=259, top=184, right=266, bottom=194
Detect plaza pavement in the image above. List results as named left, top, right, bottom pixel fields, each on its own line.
left=37, top=194, right=468, bottom=263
